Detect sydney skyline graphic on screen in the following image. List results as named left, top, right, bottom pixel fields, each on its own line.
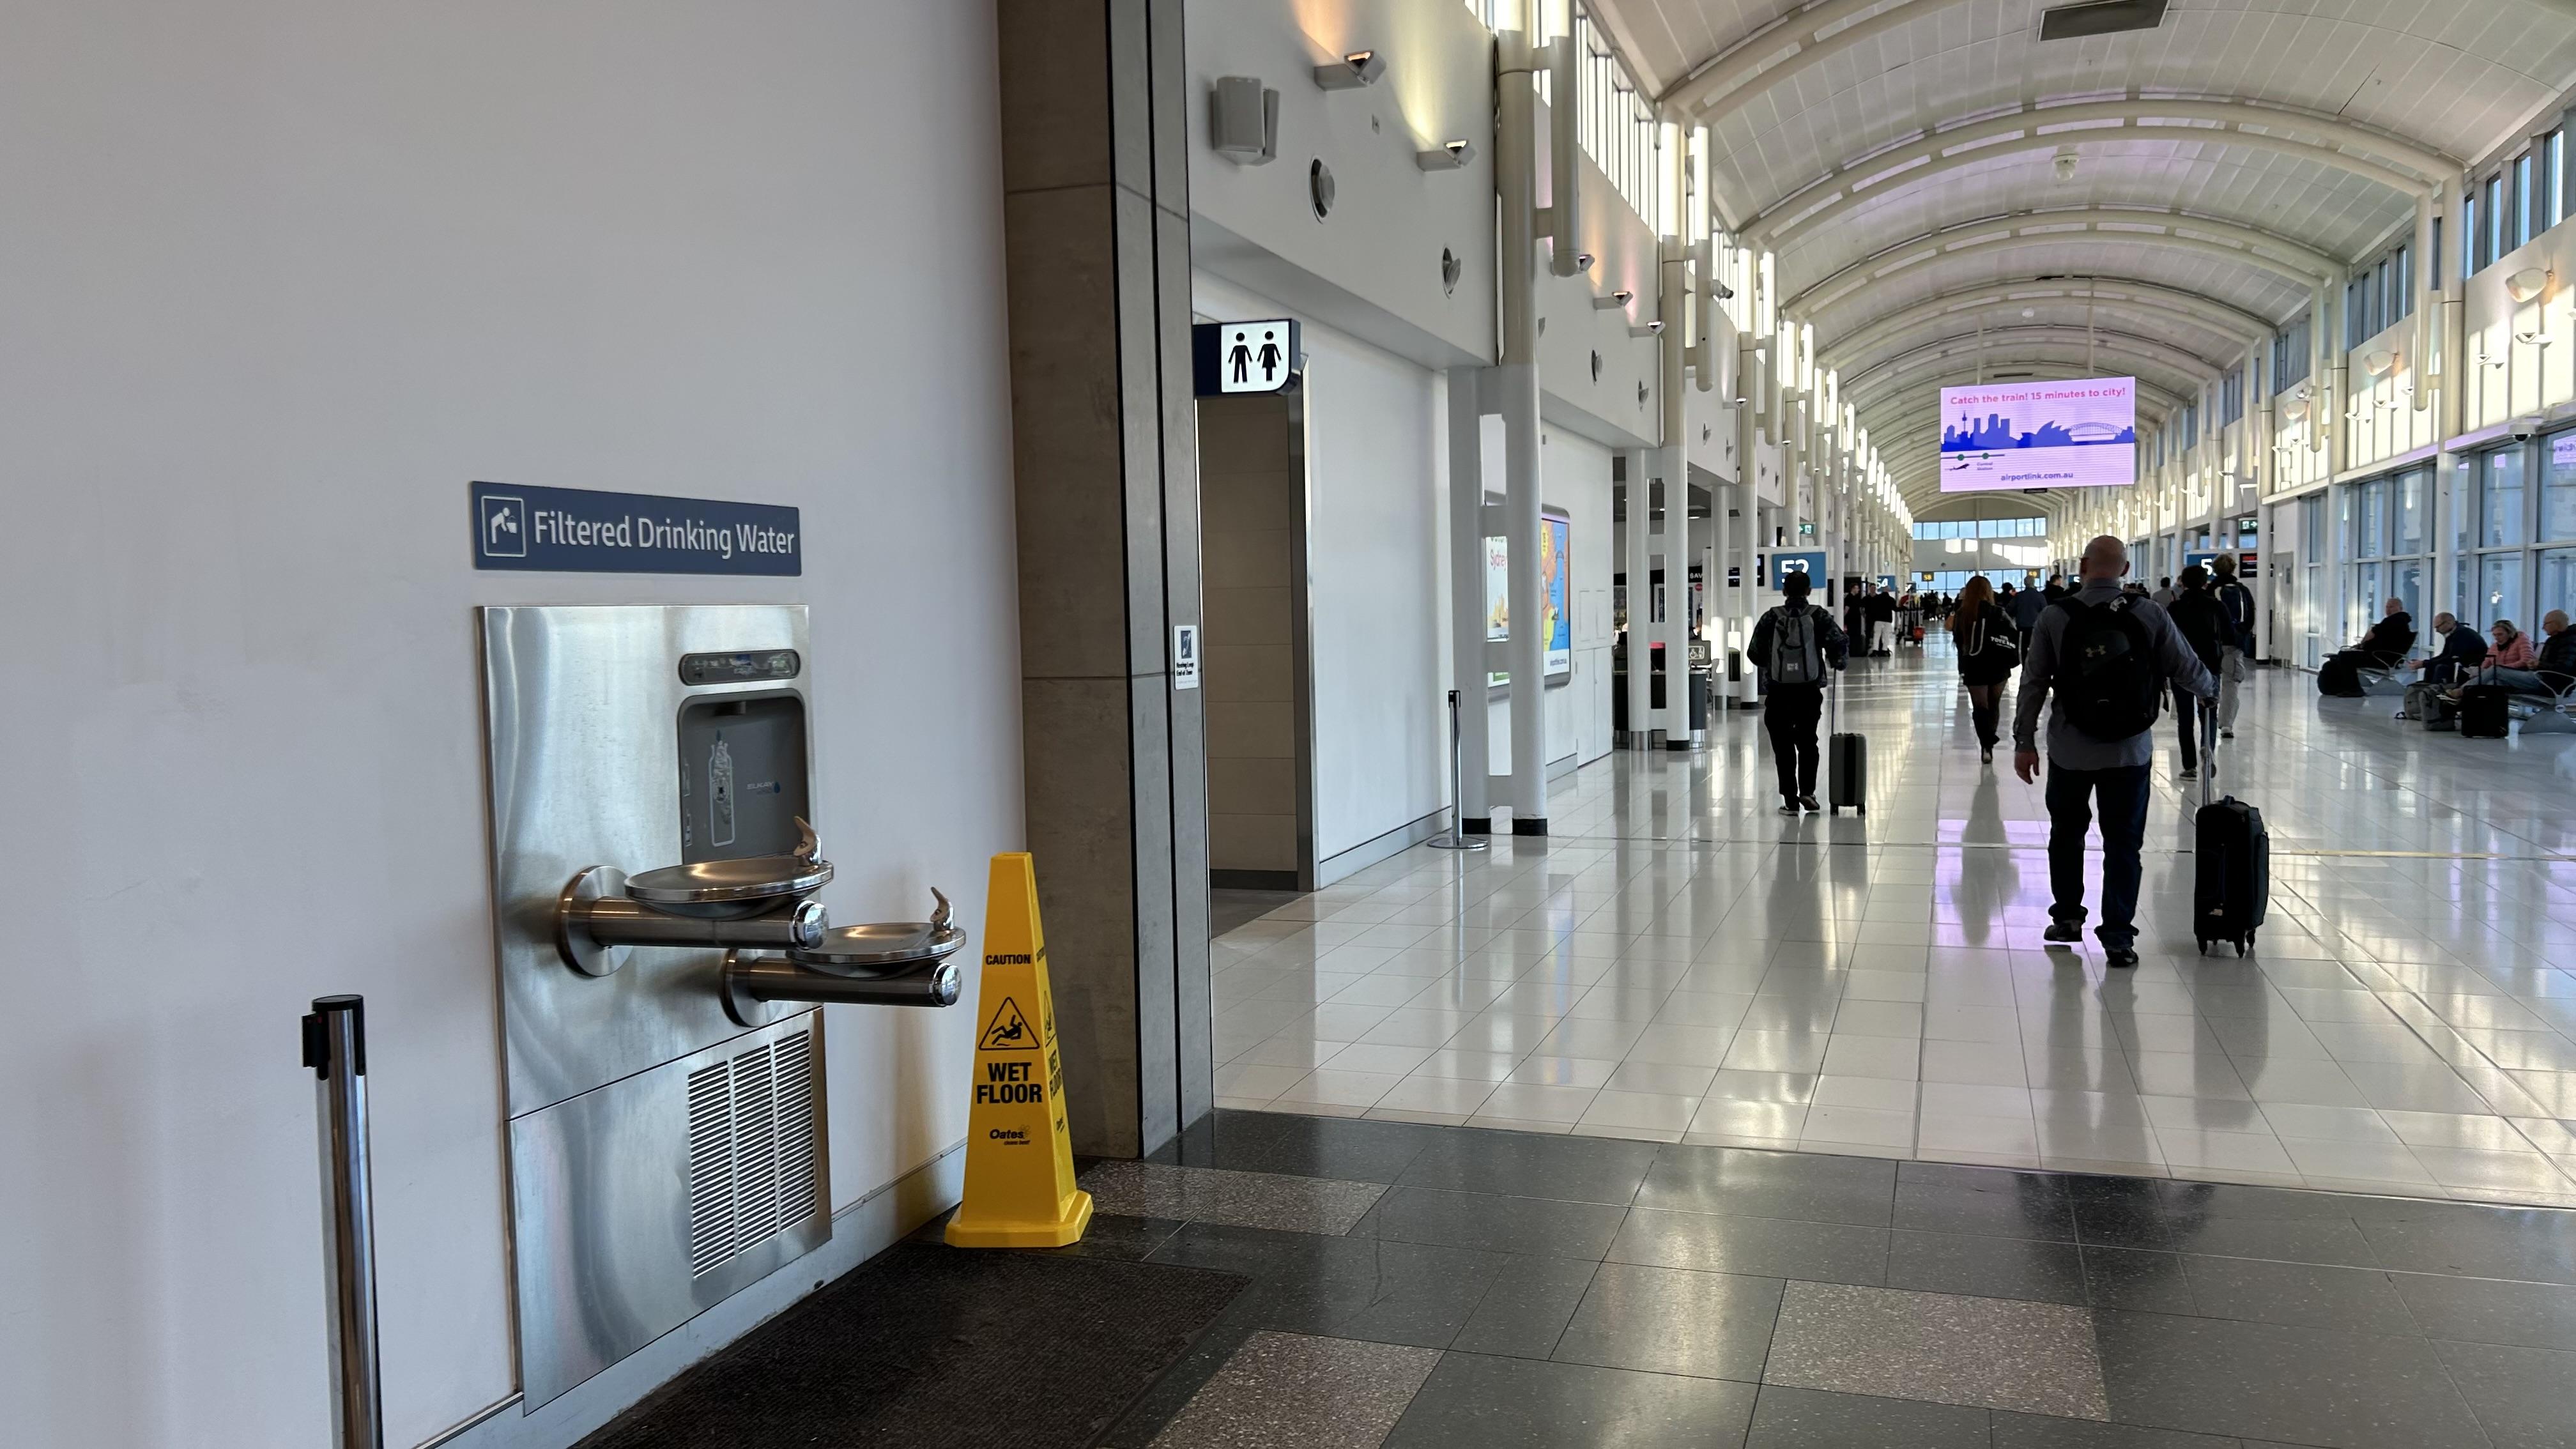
left=1937, top=376, right=2137, bottom=493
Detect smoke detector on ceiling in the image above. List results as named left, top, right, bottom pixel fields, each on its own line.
left=2053, top=146, right=2080, bottom=182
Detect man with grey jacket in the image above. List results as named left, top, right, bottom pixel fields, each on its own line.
left=2014, top=537, right=2218, bottom=968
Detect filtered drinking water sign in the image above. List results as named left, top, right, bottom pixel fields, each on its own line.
left=946, top=853, right=1093, bottom=1248
left=470, top=480, right=801, bottom=575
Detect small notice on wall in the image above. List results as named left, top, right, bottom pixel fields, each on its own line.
left=1172, top=624, right=1200, bottom=688
left=470, top=480, right=801, bottom=576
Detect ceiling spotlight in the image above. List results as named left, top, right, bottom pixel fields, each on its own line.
left=1630, top=321, right=1665, bottom=338
left=1415, top=139, right=1475, bottom=171
left=1593, top=289, right=1634, bottom=310
left=1314, top=49, right=1386, bottom=90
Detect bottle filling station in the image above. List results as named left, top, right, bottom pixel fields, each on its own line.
left=480, top=604, right=961, bottom=1407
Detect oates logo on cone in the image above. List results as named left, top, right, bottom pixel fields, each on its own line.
left=946, top=852, right=1094, bottom=1248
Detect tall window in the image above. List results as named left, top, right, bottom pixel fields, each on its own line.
left=2517, top=153, right=2537, bottom=249
left=2552, top=130, right=2567, bottom=228
left=2464, top=192, right=2479, bottom=279
left=2488, top=174, right=2508, bottom=265
left=2221, top=367, right=2246, bottom=425
left=2273, top=318, right=2310, bottom=392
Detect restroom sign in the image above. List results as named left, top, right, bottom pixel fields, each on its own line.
left=1193, top=319, right=1302, bottom=396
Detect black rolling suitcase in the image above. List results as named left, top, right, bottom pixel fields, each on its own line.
left=2460, top=668, right=2513, bottom=739
left=1828, top=675, right=1866, bottom=813
left=2192, top=699, right=2268, bottom=956
left=2316, top=652, right=2365, bottom=697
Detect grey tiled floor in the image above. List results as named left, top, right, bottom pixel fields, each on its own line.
left=1084, top=1111, right=2576, bottom=1448
left=1210, top=652, right=2576, bottom=1208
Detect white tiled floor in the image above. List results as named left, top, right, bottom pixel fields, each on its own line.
left=1209, top=646, right=2576, bottom=1208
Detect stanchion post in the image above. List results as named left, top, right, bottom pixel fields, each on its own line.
left=303, top=995, right=383, bottom=1449
left=1428, top=688, right=1489, bottom=851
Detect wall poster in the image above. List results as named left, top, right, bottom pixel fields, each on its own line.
left=1542, top=509, right=1572, bottom=680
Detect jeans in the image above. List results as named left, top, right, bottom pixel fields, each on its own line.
left=2216, top=645, right=2243, bottom=728
left=1765, top=681, right=1824, bottom=800
left=1964, top=682, right=2005, bottom=749
left=2487, top=668, right=2552, bottom=694
left=2046, top=762, right=2153, bottom=949
left=2172, top=684, right=2204, bottom=772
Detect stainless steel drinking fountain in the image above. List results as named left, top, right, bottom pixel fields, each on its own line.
left=478, top=604, right=962, bottom=1409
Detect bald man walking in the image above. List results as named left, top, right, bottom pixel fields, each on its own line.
left=2014, top=537, right=2218, bottom=968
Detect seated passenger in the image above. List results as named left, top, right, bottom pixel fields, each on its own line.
left=2318, top=598, right=2419, bottom=694
left=2487, top=619, right=2535, bottom=673
left=2482, top=610, right=2576, bottom=694
left=2351, top=597, right=2416, bottom=667
left=2402, top=613, right=2488, bottom=686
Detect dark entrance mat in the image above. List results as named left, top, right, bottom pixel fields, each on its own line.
left=578, top=1243, right=1247, bottom=1449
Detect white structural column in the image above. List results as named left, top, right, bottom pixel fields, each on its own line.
left=1497, top=29, right=1548, bottom=832
left=1623, top=447, right=1652, bottom=746
left=1658, top=222, right=1693, bottom=747
left=1448, top=366, right=1491, bottom=825
left=1706, top=480, right=1726, bottom=705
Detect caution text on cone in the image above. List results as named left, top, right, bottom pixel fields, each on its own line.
left=946, top=852, right=1093, bottom=1248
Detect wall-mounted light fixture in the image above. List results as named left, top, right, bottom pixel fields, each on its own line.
left=2361, top=348, right=2397, bottom=378
left=1209, top=77, right=1278, bottom=165
left=2508, top=268, right=2558, bottom=346
left=1313, top=50, right=1386, bottom=90
left=1592, top=290, right=1634, bottom=311
left=1415, top=139, right=1475, bottom=171
left=1629, top=321, right=1664, bottom=339
left=1574, top=252, right=1596, bottom=272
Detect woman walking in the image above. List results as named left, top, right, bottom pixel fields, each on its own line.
left=1950, top=574, right=2021, bottom=763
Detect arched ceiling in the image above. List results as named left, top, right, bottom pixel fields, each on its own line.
left=1586, top=0, right=2576, bottom=506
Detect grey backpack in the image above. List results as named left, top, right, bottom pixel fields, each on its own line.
left=1770, top=608, right=1823, bottom=686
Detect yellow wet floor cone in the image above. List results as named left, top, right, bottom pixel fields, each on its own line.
left=946, top=852, right=1094, bottom=1248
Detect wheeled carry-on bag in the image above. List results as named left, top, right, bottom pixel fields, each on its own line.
left=2192, top=698, right=2268, bottom=956
left=2460, top=666, right=2513, bottom=739
left=1828, top=675, right=1866, bottom=813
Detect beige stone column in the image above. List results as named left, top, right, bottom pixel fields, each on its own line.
left=997, top=0, right=1209, bottom=1158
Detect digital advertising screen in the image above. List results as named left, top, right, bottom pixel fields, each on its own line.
left=1938, top=377, right=2136, bottom=493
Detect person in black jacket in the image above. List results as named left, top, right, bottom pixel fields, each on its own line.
left=1949, top=574, right=2020, bottom=763
left=1748, top=571, right=1850, bottom=813
left=2165, top=566, right=2228, bottom=781
left=2400, top=612, right=2488, bottom=687
left=2211, top=555, right=2257, bottom=737
left=1863, top=586, right=1898, bottom=656
left=2352, top=598, right=2416, bottom=666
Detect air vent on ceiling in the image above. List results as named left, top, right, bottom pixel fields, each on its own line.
left=686, top=1028, right=820, bottom=1277
left=2037, top=0, right=2168, bottom=42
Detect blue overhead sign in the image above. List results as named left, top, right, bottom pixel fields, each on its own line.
left=1771, top=551, right=1828, bottom=588
left=470, top=482, right=801, bottom=576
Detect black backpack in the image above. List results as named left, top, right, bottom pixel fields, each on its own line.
left=2053, top=597, right=2163, bottom=740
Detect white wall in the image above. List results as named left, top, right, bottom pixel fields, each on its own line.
left=1187, top=0, right=1496, bottom=369
left=1195, top=275, right=1448, bottom=864
left=0, top=5, right=1019, bottom=1446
